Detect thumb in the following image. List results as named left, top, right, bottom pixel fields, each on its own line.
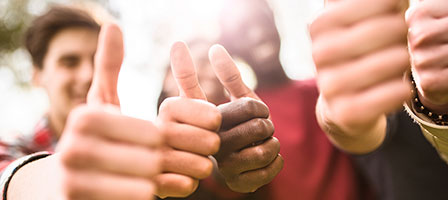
left=170, top=41, right=207, bottom=100
left=208, top=44, right=260, bottom=101
left=87, top=23, right=124, bottom=107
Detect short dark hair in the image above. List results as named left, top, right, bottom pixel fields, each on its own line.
left=25, top=6, right=100, bottom=69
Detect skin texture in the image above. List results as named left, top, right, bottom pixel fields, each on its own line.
left=167, top=41, right=283, bottom=193
left=311, top=0, right=412, bottom=154
left=407, top=0, right=448, bottom=113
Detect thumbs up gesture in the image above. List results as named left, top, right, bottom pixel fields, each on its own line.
left=310, top=0, right=411, bottom=153
left=57, top=24, right=162, bottom=200
left=152, top=42, right=221, bottom=198
left=162, top=41, right=283, bottom=194
left=210, top=45, right=283, bottom=193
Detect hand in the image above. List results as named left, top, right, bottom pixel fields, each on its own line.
left=407, top=0, right=448, bottom=113
left=153, top=42, right=221, bottom=198
left=57, top=24, right=162, bottom=200
left=310, top=0, right=411, bottom=153
left=209, top=45, right=283, bottom=193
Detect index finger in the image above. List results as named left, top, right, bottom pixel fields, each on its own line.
left=208, top=44, right=260, bottom=101
left=170, top=41, right=207, bottom=100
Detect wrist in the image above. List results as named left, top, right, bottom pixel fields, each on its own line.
left=417, top=92, right=448, bottom=114
left=411, top=78, right=448, bottom=125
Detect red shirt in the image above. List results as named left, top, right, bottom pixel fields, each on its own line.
left=256, top=79, right=361, bottom=200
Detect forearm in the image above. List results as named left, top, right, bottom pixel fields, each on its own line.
left=6, top=154, right=61, bottom=200
left=315, top=96, right=387, bottom=154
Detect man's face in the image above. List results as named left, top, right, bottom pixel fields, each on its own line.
left=221, top=1, right=281, bottom=76
left=34, top=27, right=98, bottom=122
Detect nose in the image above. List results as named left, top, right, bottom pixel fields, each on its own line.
left=77, top=59, right=94, bottom=87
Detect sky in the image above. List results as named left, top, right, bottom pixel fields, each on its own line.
left=0, top=0, right=324, bottom=136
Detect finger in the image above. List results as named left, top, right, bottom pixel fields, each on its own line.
left=408, top=17, right=448, bottom=49
left=161, top=122, right=220, bottom=155
left=219, top=137, right=280, bottom=176
left=414, top=67, right=448, bottom=104
left=219, top=118, right=274, bottom=153
left=417, top=0, right=448, bottom=18
left=61, top=136, right=161, bottom=179
left=170, top=41, right=207, bottom=100
left=158, top=97, right=221, bottom=131
left=226, top=154, right=283, bottom=193
left=162, top=149, right=213, bottom=179
left=318, top=45, right=410, bottom=98
left=218, top=97, right=269, bottom=129
left=154, top=173, right=199, bottom=199
left=313, top=14, right=407, bottom=67
left=67, top=106, right=162, bottom=148
left=209, top=44, right=260, bottom=100
left=412, top=43, right=448, bottom=70
left=330, top=79, right=411, bottom=131
left=63, top=170, right=155, bottom=200
left=311, top=0, right=406, bottom=39
left=87, top=23, right=124, bottom=107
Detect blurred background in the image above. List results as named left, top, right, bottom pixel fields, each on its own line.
left=0, top=0, right=323, bottom=136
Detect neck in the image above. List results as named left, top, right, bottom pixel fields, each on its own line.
left=255, top=62, right=290, bottom=89
left=48, top=110, right=65, bottom=139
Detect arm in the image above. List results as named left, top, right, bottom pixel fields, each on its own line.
left=310, top=0, right=411, bottom=154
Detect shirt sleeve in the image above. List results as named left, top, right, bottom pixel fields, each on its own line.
left=404, top=102, right=448, bottom=164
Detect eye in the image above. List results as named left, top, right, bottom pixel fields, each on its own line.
left=59, top=56, right=80, bottom=68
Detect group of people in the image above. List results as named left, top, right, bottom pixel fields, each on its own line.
left=1, top=0, right=447, bottom=199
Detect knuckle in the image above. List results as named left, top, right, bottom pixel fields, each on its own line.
left=60, top=148, right=80, bottom=166
left=67, top=107, right=98, bottom=134
left=241, top=98, right=265, bottom=117
left=260, top=119, right=274, bottom=136
left=60, top=142, right=92, bottom=167
left=208, top=107, right=222, bottom=131
left=178, top=178, right=199, bottom=197
left=317, top=73, right=338, bottom=99
left=411, top=51, right=431, bottom=69
left=206, top=133, right=221, bottom=155
left=197, top=159, right=214, bottom=179
left=251, top=118, right=273, bottom=140
left=253, top=146, right=269, bottom=164
left=408, top=27, right=433, bottom=50
left=311, top=45, right=326, bottom=67
left=158, top=97, right=179, bottom=115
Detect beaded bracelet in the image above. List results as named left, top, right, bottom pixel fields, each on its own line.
left=411, top=79, right=448, bottom=126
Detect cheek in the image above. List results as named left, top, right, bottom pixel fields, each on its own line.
left=44, top=72, right=75, bottom=105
